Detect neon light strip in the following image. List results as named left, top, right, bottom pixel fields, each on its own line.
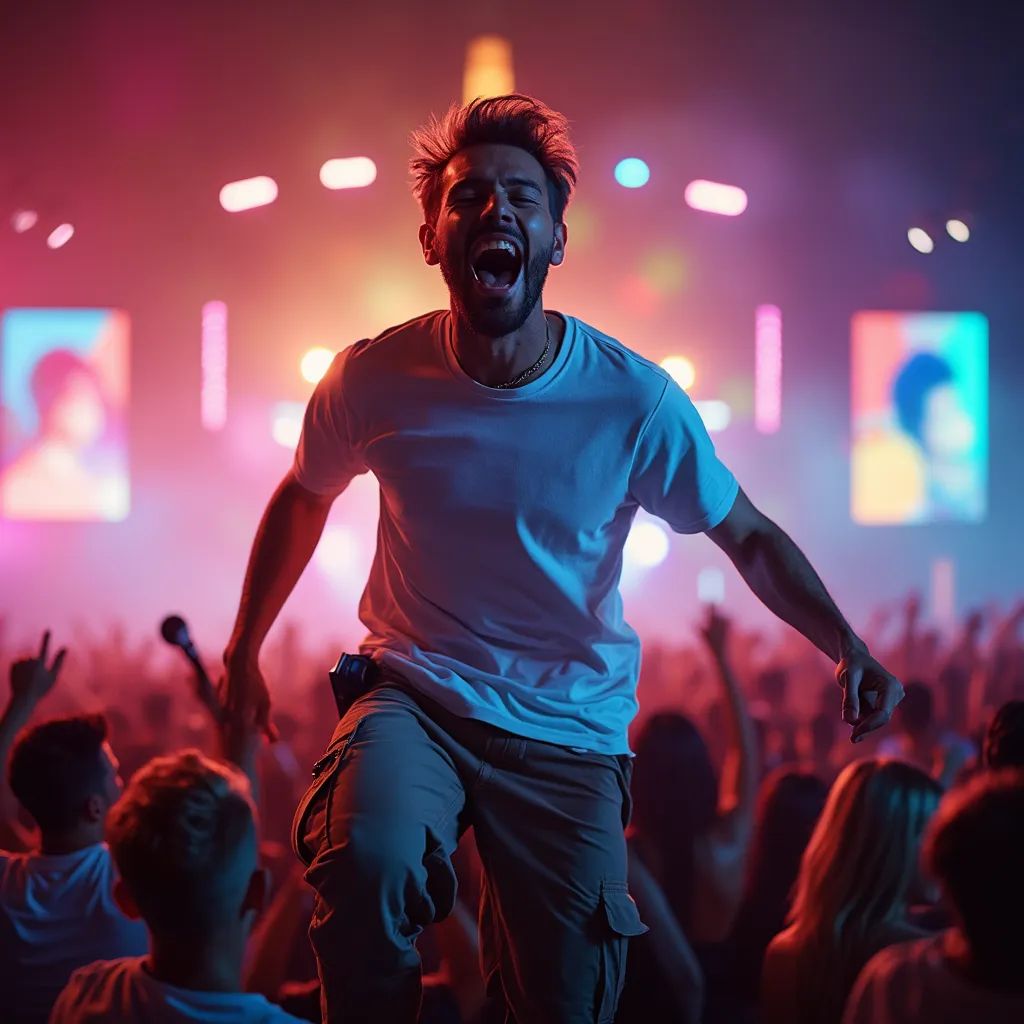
left=755, top=304, right=782, bottom=434
left=201, top=301, right=228, bottom=431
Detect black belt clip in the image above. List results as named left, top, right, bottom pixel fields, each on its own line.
left=328, top=653, right=380, bottom=719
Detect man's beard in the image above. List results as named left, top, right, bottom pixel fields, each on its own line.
left=439, top=241, right=553, bottom=337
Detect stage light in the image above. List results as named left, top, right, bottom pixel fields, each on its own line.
left=614, top=158, right=650, bottom=189
left=930, top=557, right=955, bottom=629
left=201, top=301, right=228, bottom=431
left=693, top=400, right=732, bottom=432
left=624, top=520, right=670, bottom=570
left=684, top=180, right=747, bottom=216
left=660, top=355, right=696, bottom=391
left=271, top=402, right=305, bottom=449
left=11, top=210, right=38, bottom=233
left=946, top=218, right=970, bottom=242
left=907, top=227, right=934, bottom=254
left=320, top=157, right=377, bottom=190
left=755, top=304, right=782, bottom=434
left=697, top=566, right=726, bottom=605
left=46, top=223, right=74, bottom=249
left=219, top=176, right=278, bottom=213
left=463, top=36, right=514, bottom=104
left=300, top=347, right=334, bottom=384
left=314, top=524, right=360, bottom=579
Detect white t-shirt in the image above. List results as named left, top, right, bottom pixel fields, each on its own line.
left=294, top=310, right=738, bottom=753
left=49, top=957, right=305, bottom=1023
left=0, top=843, right=148, bottom=1023
left=842, top=933, right=1024, bottom=1024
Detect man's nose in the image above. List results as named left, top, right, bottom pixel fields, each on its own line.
left=480, top=190, right=514, bottom=223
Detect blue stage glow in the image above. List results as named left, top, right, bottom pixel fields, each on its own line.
left=614, top=158, right=650, bottom=189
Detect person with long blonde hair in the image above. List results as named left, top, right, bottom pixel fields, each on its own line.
left=760, top=759, right=941, bottom=1024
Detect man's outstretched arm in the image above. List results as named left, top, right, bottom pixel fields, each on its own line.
left=707, top=487, right=904, bottom=741
left=223, top=470, right=335, bottom=735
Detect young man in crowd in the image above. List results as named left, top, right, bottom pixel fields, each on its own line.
left=0, top=633, right=147, bottom=1022
left=842, top=769, right=1024, bottom=1023
left=50, top=747, right=304, bottom=1023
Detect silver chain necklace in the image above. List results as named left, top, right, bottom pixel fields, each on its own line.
left=494, top=317, right=551, bottom=389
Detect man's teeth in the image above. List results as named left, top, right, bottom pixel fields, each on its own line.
left=472, top=239, right=519, bottom=260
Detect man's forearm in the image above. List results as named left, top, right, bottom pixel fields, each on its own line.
left=727, top=521, right=860, bottom=663
left=226, top=473, right=333, bottom=659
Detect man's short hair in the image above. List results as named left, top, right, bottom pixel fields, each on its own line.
left=8, top=714, right=109, bottom=832
left=925, top=769, right=1024, bottom=956
left=409, top=94, right=579, bottom=226
left=984, top=700, right=1024, bottom=769
left=106, top=750, right=256, bottom=936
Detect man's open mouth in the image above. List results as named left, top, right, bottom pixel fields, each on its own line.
left=469, top=237, right=524, bottom=293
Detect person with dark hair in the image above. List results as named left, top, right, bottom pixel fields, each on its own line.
left=983, top=699, right=1024, bottom=768
left=50, top=749, right=304, bottom=1023
left=223, top=94, right=904, bottom=1023
left=842, top=769, right=1024, bottom=1023
left=726, top=769, right=829, bottom=1008
left=0, top=633, right=146, bottom=1022
left=877, top=681, right=975, bottom=787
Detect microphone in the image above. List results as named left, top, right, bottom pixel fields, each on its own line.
left=159, top=614, right=222, bottom=721
left=160, top=614, right=200, bottom=662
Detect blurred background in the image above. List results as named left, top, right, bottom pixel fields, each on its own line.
left=2, top=0, right=1022, bottom=665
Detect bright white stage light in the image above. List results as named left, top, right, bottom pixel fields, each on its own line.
left=271, top=402, right=305, bottom=449
left=660, top=355, right=696, bottom=391
left=46, top=223, right=74, bottom=249
left=12, top=210, right=38, bottom=233
left=624, top=520, right=671, bottom=570
left=694, top=400, right=732, bottom=432
left=300, top=347, right=335, bottom=384
left=946, top=218, right=970, bottom=243
left=907, top=227, right=934, bottom=254
left=320, top=157, right=377, bottom=190
left=219, top=176, right=278, bottom=213
left=684, top=179, right=747, bottom=216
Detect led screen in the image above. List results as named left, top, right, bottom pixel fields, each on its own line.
left=851, top=311, right=987, bottom=525
left=1, top=308, right=130, bottom=521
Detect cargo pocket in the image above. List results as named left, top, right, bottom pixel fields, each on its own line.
left=290, top=721, right=363, bottom=868
left=595, top=879, right=648, bottom=1024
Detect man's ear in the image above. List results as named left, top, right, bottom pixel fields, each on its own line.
left=84, top=793, right=106, bottom=824
left=419, top=223, right=440, bottom=266
left=550, top=221, right=568, bottom=267
left=241, top=866, right=270, bottom=921
left=113, top=876, right=143, bottom=920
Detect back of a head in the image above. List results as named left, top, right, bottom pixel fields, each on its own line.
left=926, top=769, right=1024, bottom=964
left=745, top=769, right=829, bottom=917
left=8, top=715, right=109, bottom=834
left=984, top=701, right=1024, bottom=769
left=106, top=750, right=256, bottom=938
left=786, top=758, right=942, bottom=1013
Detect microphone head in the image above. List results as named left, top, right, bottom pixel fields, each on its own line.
left=160, top=614, right=191, bottom=649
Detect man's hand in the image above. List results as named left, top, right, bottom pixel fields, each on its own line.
left=9, top=631, right=66, bottom=709
left=222, top=648, right=277, bottom=742
left=836, top=640, right=905, bottom=742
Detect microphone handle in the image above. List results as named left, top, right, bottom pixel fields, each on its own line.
left=182, top=648, right=224, bottom=722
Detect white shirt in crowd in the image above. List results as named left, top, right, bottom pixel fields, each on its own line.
left=0, top=843, right=148, bottom=1023
left=49, top=957, right=305, bottom=1023
left=842, top=933, right=1024, bottom=1024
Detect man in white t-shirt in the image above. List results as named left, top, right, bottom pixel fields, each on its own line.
left=50, top=749, right=303, bottom=1024
left=0, top=634, right=147, bottom=1022
left=843, top=769, right=1024, bottom=1023
left=222, top=94, right=905, bottom=1023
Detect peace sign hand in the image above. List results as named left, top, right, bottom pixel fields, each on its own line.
left=9, top=631, right=67, bottom=708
